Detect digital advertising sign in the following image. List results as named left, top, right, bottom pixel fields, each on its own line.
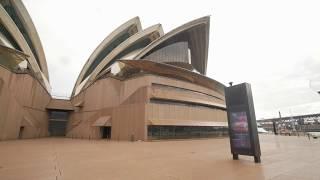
left=225, top=83, right=261, bottom=163
left=230, top=111, right=251, bottom=149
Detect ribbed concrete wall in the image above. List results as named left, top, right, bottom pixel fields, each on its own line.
left=67, top=74, right=226, bottom=141
left=0, top=66, right=51, bottom=140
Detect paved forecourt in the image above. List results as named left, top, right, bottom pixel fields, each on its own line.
left=0, top=135, right=319, bottom=180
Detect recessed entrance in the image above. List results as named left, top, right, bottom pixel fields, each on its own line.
left=48, top=111, right=69, bottom=136
left=18, top=126, right=24, bottom=139
left=101, top=127, right=111, bottom=139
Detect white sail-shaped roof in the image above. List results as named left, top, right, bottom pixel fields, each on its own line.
left=73, top=24, right=163, bottom=95
left=0, top=3, right=50, bottom=91
left=72, top=17, right=142, bottom=95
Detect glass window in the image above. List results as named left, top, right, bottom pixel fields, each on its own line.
left=148, top=125, right=228, bottom=140
left=142, top=41, right=189, bottom=64
left=49, top=111, right=69, bottom=120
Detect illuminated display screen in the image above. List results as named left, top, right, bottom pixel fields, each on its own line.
left=230, top=111, right=251, bottom=149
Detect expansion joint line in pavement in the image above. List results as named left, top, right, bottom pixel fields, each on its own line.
left=51, top=142, right=63, bottom=180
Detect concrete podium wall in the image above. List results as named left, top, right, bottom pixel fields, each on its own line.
left=0, top=66, right=51, bottom=140
left=67, top=74, right=227, bottom=141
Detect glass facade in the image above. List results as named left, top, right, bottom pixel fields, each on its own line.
left=48, top=111, right=69, bottom=136
left=143, top=41, right=189, bottom=64
left=49, top=111, right=69, bottom=120
left=148, top=125, right=228, bottom=140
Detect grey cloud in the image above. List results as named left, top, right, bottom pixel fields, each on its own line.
left=59, top=56, right=71, bottom=65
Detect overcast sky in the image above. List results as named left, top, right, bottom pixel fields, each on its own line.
left=23, top=0, right=320, bottom=119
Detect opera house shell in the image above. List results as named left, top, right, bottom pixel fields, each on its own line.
left=0, top=0, right=227, bottom=141
left=0, top=0, right=52, bottom=140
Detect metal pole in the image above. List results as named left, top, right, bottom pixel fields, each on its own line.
left=273, top=120, right=278, bottom=135
left=278, top=111, right=282, bottom=135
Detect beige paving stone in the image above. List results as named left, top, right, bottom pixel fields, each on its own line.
left=0, top=135, right=319, bottom=180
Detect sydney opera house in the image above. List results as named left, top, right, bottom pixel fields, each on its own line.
left=0, top=0, right=227, bottom=141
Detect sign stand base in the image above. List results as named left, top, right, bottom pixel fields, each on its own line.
left=233, top=154, right=261, bottom=163
left=232, top=154, right=239, bottom=160
left=254, top=156, right=261, bottom=163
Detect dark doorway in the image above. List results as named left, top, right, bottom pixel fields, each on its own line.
left=49, top=120, right=66, bottom=136
left=101, top=127, right=111, bottom=139
left=48, top=111, right=69, bottom=136
left=18, top=126, right=24, bottom=139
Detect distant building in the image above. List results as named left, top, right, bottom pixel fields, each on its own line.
left=0, top=0, right=227, bottom=141
left=258, top=113, right=320, bottom=133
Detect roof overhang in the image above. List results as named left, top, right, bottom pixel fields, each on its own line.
left=46, top=99, right=74, bottom=111
left=22, top=115, right=35, bottom=127
left=0, top=44, right=28, bottom=70
left=92, top=116, right=111, bottom=127
left=110, top=60, right=225, bottom=96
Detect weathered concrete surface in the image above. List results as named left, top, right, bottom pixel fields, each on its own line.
left=0, top=135, right=319, bottom=180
